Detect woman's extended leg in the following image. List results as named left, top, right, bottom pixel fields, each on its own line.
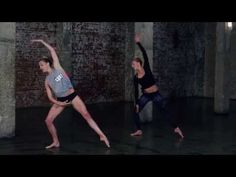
left=71, top=96, right=110, bottom=148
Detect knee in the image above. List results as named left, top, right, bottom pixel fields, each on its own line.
left=45, top=118, right=53, bottom=126
left=134, top=109, right=139, bottom=115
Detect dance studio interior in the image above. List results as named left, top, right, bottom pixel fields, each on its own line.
left=0, top=22, right=236, bottom=155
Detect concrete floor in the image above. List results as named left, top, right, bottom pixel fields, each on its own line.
left=1, top=97, right=236, bottom=155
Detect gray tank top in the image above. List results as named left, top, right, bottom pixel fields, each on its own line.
left=46, top=69, right=73, bottom=97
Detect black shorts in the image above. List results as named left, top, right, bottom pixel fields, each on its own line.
left=57, top=92, right=78, bottom=103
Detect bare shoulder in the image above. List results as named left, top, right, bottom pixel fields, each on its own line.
left=55, top=66, right=68, bottom=76
left=53, top=62, right=63, bottom=70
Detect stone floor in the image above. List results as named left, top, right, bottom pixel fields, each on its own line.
left=1, top=97, right=236, bottom=155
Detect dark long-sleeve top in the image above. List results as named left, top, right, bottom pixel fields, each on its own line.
left=134, top=42, right=156, bottom=104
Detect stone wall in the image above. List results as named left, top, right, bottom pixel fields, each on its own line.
left=0, top=23, right=15, bottom=137
left=71, top=22, right=127, bottom=103
left=16, top=22, right=131, bottom=107
left=16, top=22, right=59, bottom=107
left=153, top=22, right=205, bottom=97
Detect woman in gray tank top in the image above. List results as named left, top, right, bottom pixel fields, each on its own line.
left=31, top=39, right=110, bottom=149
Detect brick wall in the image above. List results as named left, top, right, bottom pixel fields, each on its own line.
left=153, top=22, right=205, bottom=97
left=16, top=22, right=129, bottom=107
left=16, top=22, right=59, bottom=107
left=71, top=22, right=127, bottom=103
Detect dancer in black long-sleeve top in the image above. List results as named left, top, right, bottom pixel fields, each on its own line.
left=130, top=34, right=184, bottom=138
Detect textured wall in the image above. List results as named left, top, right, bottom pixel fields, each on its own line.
left=17, top=22, right=235, bottom=108
left=16, top=22, right=130, bottom=107
left=230, top=28, right=236, bottom=99
left=71, top=22, right=127, bottom=103
left=214, top=22, right=231, bottom=113
left=16, top=22, right=59, bottom=107
left=124, top=22, right=135, bottom=101
left=153, top=22, right=205, bottom=97
left=0, top=23, right=15, bottom=137
left=203, top=23, right=216, bottom=98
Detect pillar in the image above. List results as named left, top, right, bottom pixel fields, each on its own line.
left=214, top=22, right=231, bottom=114
left=125, top=22, right=135, bottom=101
left=56, top=22, right=72, bottom=74
left=135, top=22, right=153, bottom=122
left=204, top=22, right=216, bottom=97
left=0, top=22, right=15, bottom=137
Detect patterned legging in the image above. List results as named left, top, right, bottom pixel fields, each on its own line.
left=133, top=91, right=179, bottom=131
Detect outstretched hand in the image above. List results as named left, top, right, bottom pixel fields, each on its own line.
left=135, top=105, right=139, bottom=113
left=135, top=33, right=141, bottom=43
left=31, top=39, right=44, bottom=43
left=57, top=101, right=71, bottom=107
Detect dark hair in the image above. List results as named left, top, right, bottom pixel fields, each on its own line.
left=39, top=57, right=53, bottom=67
left=133, top=57, right=143, bottom=66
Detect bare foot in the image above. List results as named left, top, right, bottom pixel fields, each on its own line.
left=174, top=127, right=184, bottom=139
left=45, top=142, right=60, bottom=149
left=100, top=136, right=110, bottom=148
left=130, top=130, right=143, bottom=136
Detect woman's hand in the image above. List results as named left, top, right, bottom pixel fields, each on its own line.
left=31, top=39, right=44, bottom=43
left=135, top=33, right=141, bottom=43
left=32, top=38, right=61, bottom=69
left=57, top=101, right=71, bottom=107
left=135, top=105, right=139, bottom=113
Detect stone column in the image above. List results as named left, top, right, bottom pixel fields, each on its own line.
left=204, top=22, right=216, bottom=97
left=56, top=22, right=72, bottom=74
left=0, top=23, right=15, bottom=137
left=135, top=22, right=153, bottom=122
left=229, top=22, right=236, bottom=99
left=125, top=22, right=135, bottom=101
left=214, top=22, right=231, bottom=114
